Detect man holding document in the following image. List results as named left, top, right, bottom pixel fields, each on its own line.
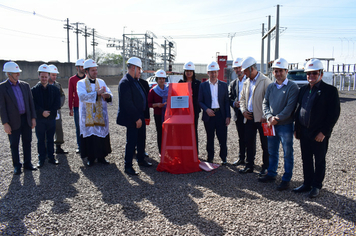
left=260, top=58, right=299, bottom=191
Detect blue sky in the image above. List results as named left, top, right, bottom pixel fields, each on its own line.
left=0, top=0, right=355, bottom=70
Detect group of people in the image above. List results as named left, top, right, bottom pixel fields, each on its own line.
left=1, top=55, right=340, bottom=198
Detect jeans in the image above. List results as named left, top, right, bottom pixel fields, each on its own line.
left=35, top=118, right=56, bottom=163
left=73, top=107, right=81, bottom=149
left=267, top=123, right=294, bottom=182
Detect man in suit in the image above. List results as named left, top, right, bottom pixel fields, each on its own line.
left=198, top=61, right=231, bottom=165
left=117, top=57, right=152, bottom=175
left=0, top=62, right=37, bottom=174
left=229, top=57, right=247, bottom=166
left=294, top=59, right=340, bottom=198
left=139, top=77, right=150, bottom=158
left=239, top=56, right=271, bottom=176
left=32, top=64, right=61, bottom=168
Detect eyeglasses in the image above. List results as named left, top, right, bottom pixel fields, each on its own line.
left=306, top=72, right=319, bottom=76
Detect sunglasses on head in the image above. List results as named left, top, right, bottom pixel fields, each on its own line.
left=306, top=72, right=319, bottom=76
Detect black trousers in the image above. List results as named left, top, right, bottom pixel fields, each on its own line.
left=235, top=110, right=246, bottom=160
left=245, top=119, right=269, bottom=169
left=154, top=114, right=163, bottom=153
left=300, top=126, right=329, bottom=189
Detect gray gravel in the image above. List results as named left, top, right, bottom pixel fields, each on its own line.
left=0, top=86, right=355, bottom=235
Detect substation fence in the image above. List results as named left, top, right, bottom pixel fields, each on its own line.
left=333, top=73, right=356, bottom=91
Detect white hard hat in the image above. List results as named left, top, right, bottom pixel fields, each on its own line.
left=3, top=61, right=22, bottom=73
left=232, top=57, right=243, bottom=68
left=183, top=61, right=195, bottom=70
left=304, top=59, right=323, bottom=72
left=38, top=64, right=51, bottom=73
left=241, top=56, right=257, bottom=71
left=48, top=64, right=59, bottom=74
left=155, top=69, right=166, bottom=78
left=272, top=58, right=288, bottom=70
left=127, top=57, right=142, bottom=68
left=207, top=61, right=220, bottom=72
left=84, top=59, right=98, bottom=69
left=75, top=59, right=85, bottom=66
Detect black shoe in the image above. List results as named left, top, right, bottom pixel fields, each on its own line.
left=76, top=148, right=80, bottom=154
left=138, top=160, right=152, bottom=167
left=233, top=159, right=245, bottom=166
left=259, top=168, right=268, bottom=177
left=207, top=158, right=213, bottom=163
left=277, top=181, right=290, bottom=191
left=125, top=167, right=139, bottom=175
left=239, top=167, right=254, bottom=174
left=87, top=160, right=94, bottom=167
left=48, top=159, right=59, bottom=165
left=221, top=161, right=227, bottom=166
left=98, top=158, right=110, bottom=164
left=258, top=175, right=276, bottom=183
left=292, top=184, right=312, bottom=193
left=14, top=167, right=22, bottom=175
left=308, top=187, right=320, bottom=198
left=24, top=165, right=37, bottom=171
left=56, top=146, right=68, bottom=154
left=37, top=162, right=44, bottom=168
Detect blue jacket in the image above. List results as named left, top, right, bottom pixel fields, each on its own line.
left=198, top=80, right=231, bottom=122
left=117, top=74, right=146, bottom=127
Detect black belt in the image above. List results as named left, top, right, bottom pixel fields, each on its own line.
left=211, top=108, right=220, bottom=112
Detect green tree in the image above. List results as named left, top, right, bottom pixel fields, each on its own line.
left=88, top=50, right=123, bottom=65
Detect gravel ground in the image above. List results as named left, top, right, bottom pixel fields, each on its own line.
left=0, top=86, right=355, bottom=235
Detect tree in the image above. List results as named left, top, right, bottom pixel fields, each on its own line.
left=88, top=49, right=123, bottom=65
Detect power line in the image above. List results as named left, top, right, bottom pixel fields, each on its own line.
left=0, top=26, right=66, bottom=40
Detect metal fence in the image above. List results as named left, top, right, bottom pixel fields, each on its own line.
left=333, top=73, right=356, bottom=91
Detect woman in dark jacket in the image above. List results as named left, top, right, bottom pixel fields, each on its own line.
left=179, top=61, right=201, bottom=154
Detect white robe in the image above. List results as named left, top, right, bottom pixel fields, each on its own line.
left=77, top=78, right=112, bottom=138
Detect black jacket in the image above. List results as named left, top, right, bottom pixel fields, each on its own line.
left=295, top=80, right=340, bottom=139
left=31, top=82, right=60, bottom=120
left=139, top=78, right=150, bottom=119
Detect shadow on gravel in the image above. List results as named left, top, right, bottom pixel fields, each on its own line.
left=339, top=97, right=356, bottom=103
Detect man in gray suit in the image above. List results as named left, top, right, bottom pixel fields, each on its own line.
left=198, top=61, right=231, bottom=165
left=0, top=62, right=37, bottom=175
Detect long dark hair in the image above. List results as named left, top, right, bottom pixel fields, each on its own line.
left=183, top=70, right=196, bottom=82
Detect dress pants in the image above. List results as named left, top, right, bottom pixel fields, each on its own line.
left=73, top=107, right=81, bottom=150
left=235, top=110, right=246, bottom=160
left=54, top=110, right=64, bottom=145
left=8, top=114, right=33, bottom=168
left=35, top=118, right=56, bottom=164
left=300, top=126, right=329, bottom=189
left=203, top=110, right=227, bottom=162
left=245, top=119, right=269, bottom=169
left=154, top=114, right=163, bottom=153
left=194, top=114, right=199, bottom=155
left=125, top=119, right=146, bottom=169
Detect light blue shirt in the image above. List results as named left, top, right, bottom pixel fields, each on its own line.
left=275, top=78, right=289, bottom=89
left=238, top=75, right=246, bottom=101
left=247, top=72, right=260, bottom=112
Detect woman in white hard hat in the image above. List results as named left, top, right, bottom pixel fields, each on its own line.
left=179, top=61, right=201, bottom=154
left=148, top=69, right=169, bottom=154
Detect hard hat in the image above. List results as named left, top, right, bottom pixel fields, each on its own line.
left=48, top=64, right=59, bottom=74
left=83, top=59, right=98, bottom=69
left=3, top=61, right=22, bottom=73
left=183, top=61, right=195, bottom=70
left=75, top=59, right=85, bottom=66
left=38, top=64, right=51, bottom=73
left=155, top=69, right=166, bottom=78
left=127, top=57, right=142, bottom=68
left=241, top=56, right=257, bottom=71
left=272, top=58, right=288, bottom=70
left=232, top=57, right=243, bottom=68
left=207, top=61, right=220, bottom=72
left=304, top=59, right=323, bottom=72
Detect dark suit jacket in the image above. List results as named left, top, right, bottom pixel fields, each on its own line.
left=179, top=79, right=201, bottom=119
left=31, top=82, right=60, bottom=120
left=0, top=79, right=36, bottom=130
left=117, top=74, right=146, bottom=127
left=228, top=78, right=243, bottom=122
left=295, top=80, right=340, bottom=139
left=139, top=78, right=150, bottom=119
left=198, top=80, right=231, bottom=122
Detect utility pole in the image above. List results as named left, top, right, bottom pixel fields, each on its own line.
left=83, top=26, right=90, bottom=59
left=267, top=15, right=271, bottom=68
left=63, top=18, right=71, bottom=62
left=71, top=22, right=84, bottom=59
left=91, top=29, right=98, bottom=61
left=163, top=40, right=167, bottom=71
left=275, top=4, right=280, bottom=59
left=261, top=23, right=265, bottom=74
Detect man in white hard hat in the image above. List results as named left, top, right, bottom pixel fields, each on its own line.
left=229, top=57, right=247, bottom=166
left=259, top=58, right=299, bottom=191
left=48, top=64, right=68, bottom=154
left=68, top=59, right=85, bottom=153
left=239, top=56, right=271, bottom=176
left=117, top=57, right=152, bottom=175
left=294, top=58, right=340, bottom=198
left=77, top=59, right=113, bottom=167
left=0, top=61, right=37, bottom=174
left=32, top=64, right=61, bottom=168
left=198, top=61, right=231, bottom=165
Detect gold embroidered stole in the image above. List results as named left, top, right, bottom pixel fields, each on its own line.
left=84, top=78, right=105, bottom=127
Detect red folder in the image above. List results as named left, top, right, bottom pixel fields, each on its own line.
left=262, top=123, right=275, bottom=136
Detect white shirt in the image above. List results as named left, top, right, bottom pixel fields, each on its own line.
left=247, top=72, right=260, bottom=112
left=209, top=79, right=220, bottom=109
left=77, top=78, right=113, bottom=138
left=275, top=78, right=289, bottom=89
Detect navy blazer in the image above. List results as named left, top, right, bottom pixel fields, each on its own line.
left=31, top=82, right=60, bottom=120
left=198, top=80, right=231, bottom=122
left=295, top=80, right=340, bottom=139
left=117, top=74, right=146, bottom=128
left=0, top=80, right=36, bottom=130
left=139, top=78, right=150, bottom=120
